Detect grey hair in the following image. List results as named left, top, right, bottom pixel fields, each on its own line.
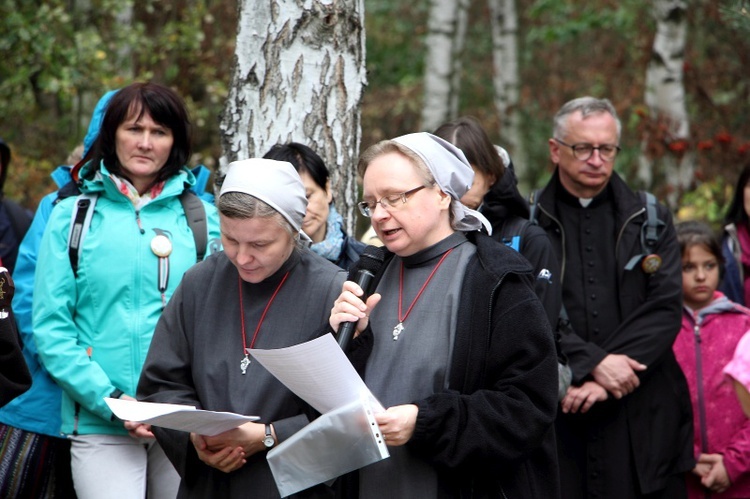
left=357, top=139, right=458, bottom=228
left=553, top=97, right=622, bottom=140
left=217, top=191, right=303, bottom=249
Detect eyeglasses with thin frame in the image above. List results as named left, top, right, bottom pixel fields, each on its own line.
left=554, top=138, right=621, bottom=162
left=357, top=185, right=428, bottom=218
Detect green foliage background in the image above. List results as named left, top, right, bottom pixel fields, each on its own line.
left=1, top=0, right=748, bottom=231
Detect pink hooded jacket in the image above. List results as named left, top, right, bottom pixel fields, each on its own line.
left=674, top=292, right=750, bottom=498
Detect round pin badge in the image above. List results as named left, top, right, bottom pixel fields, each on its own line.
left=641, top=254, right=662, bottom=274
left=150, top=234, right=173, bottom=257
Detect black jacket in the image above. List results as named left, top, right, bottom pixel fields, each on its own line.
left=481, top=167, right=561, bottom=329
left=348, top=232, right=560, bottom=498
left=0, top=310, right=31, bottom=408
left=0, top=138, right=32, bottom=273
left=534, top=170, right=694, bottom=494
left=0, top=264, right=30, bottom=407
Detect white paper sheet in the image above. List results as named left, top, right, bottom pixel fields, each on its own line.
left=104, top=398, right=259, bottom=437
left=248, top=333, right=383, bottom=414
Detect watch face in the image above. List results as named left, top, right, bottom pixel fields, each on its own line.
left=264, top=436, right=274, bottom=448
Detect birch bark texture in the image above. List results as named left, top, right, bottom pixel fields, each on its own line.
left=488, top=0, right=525, bottom=186
left=420, top=0, right=469, bottom=131
left=638, top=0, right=692, bottom=201
left=220, top=0, right=366, bottom=233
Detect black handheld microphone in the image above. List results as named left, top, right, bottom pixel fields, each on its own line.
left=337, top=245, right=386, bottom=352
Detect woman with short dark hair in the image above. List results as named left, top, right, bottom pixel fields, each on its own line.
left=264, top=143, right=365, bottom=269
left=32, top=81, right=221, bottom=498
left=434, top=116, right=562, bottom=330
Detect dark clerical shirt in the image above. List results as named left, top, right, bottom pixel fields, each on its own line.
left=556, top=182, right=621, bottom=346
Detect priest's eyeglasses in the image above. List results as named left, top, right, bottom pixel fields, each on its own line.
left=358, top=185, right=428, bottom=217
left=554, top=138, right=621, bottom=162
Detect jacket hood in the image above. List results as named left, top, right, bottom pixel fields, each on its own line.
left=687, top=291, right=750, bottom=324
left=83, top=90, right=119, bottom=156
left=189, top=164, right=214, bottom=202
left=480, top=157, right=530, bottom=227
left=51, top=165, right=73, bottom=189
left=76, top=160, right=211, bottom=202
left=0, top=137, right=10, bottom=193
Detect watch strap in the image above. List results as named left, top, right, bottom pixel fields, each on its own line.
left=264, top=424, right=275, bottom=448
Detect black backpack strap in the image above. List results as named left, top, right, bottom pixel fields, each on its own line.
left=2, top=200, right=32, bottom=242
left=528, top=188, right=542, bottom=225
left=67, top=190, right=207, bottom=276
left=55, top=180, right=82, bottom=205
left=67, top=193, right=98, bottom=277
left=179, top=191, right=207, bottom=263
left=624, top=191, right=665, bottom=271
left=641, top=191, right=660, bottom=252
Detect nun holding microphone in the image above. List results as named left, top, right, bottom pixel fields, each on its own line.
left=330, top=133, right=560, bottom=498
left=138, top=159, right=346, bottom=498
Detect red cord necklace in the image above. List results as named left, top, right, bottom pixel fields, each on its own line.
left=238, top=272, right=290, bottom=374
left=392, top=248, right=454, bottom=341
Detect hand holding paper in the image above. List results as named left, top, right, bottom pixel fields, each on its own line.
left=105, top=397, right=258, bottom=437
left=372, top=404, right=418, bottom=447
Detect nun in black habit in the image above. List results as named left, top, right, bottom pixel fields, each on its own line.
left=329, top=133, right=560, bottom=498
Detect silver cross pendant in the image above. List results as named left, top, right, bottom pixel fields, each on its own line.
left=392, top=322, right=404, bottom=341
left=240, top=354, right=251, bottom=375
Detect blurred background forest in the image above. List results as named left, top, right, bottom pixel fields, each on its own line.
left=1, top=0, right=748, bottom=234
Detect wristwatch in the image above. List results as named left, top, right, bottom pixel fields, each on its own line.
left=263, top=424, right=275, bottom=449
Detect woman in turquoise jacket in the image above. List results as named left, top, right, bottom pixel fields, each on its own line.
left=0, top=89, right=116, bottom=499
left=32, top=82, right=220, bottom=499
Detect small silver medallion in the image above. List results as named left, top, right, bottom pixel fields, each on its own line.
left=240, top=354, right=251, bottom=375
left=392, top=322, right=404, bottom=341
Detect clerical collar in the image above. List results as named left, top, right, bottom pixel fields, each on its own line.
left=401, top=232, right=467, bottom=268
left=556, top=176, right=612, bottom=209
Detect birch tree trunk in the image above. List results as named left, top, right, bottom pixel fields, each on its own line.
left=420, top=0, right=469, bottom=132
left=488, top=0, right=526, bottom=188
left=638, top=0, right=692, bottom=204
left=220, top=0, right=367, bottom=234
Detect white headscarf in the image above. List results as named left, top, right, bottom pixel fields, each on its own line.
left=220, top=158, right=312, bottom=243
left=392, top=133, right=492, bottom=234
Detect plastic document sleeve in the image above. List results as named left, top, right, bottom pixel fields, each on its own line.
left=250, top=334, right=390, bottom=497
left=267, top=398, right=389, bottom=498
